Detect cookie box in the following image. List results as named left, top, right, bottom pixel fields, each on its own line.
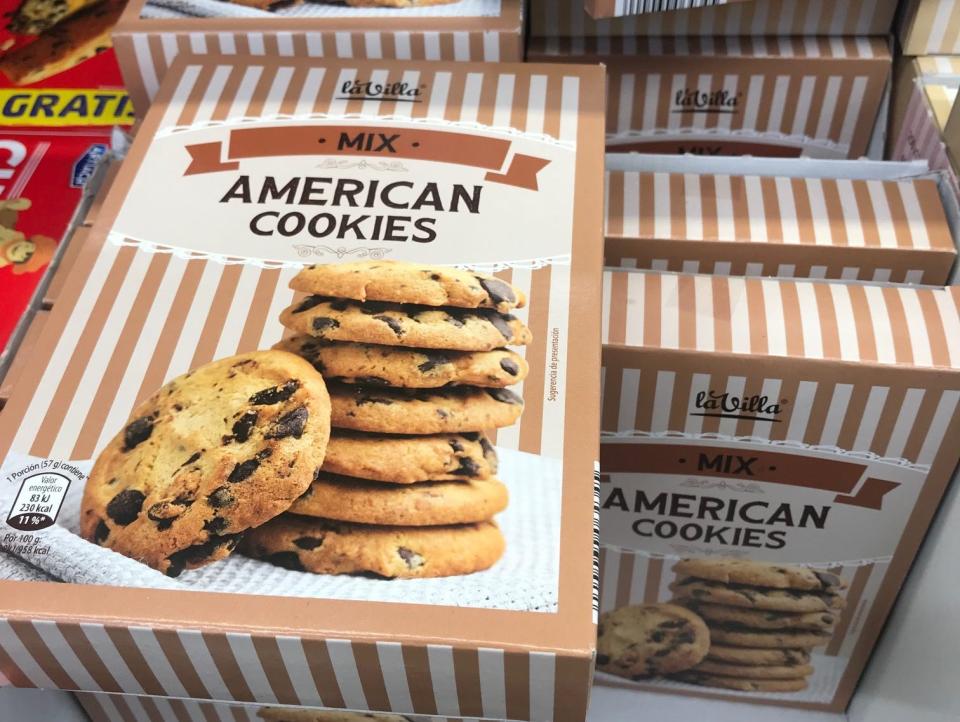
left=598, top=268, right=960, bottom=711
left=0, top=0, right=133, bottom=127
left=0, top=56, right=604, bottom=722
left=0, top=129, right=112, bottom=361
left=0, top=309, right=47, bottom=409
left=899, top=0, right=960, bottom=56
left=527, top=36, right=890, bottom=159
left=603, top=154, right=959, bottom=284
left=583, top=0, right=750, bottom=19
left=112, top=0, right=523, bottom=120
left=529, top=0, right=898, bottom=38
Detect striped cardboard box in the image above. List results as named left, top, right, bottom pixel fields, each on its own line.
left=0, top=57, right=604, bottom=722
left=530, top=0, right=898, bottom=38
left=899, top=0, right=960, bottom=55
left=604, top=169, right=957, bottom=283
left=112, top=0, right=523, bottom=118
left=527, top=37, right=890, bottom=159
left=584, top=0, right=748, bottom=19
left=599, top=269, right=960, bottom=711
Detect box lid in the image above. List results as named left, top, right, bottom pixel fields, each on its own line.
left=0, top=55, right=604, bottom=722
left=923, top=82, right=958, bottom=130
left=603, top=269, right=960, bottom=371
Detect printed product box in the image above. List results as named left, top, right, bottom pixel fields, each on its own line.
left=899, top=0, right=960, bottom=56
left=0, top=0, right=133, bottom=127
left=598, top=269, right=960, bottom=711
left=529, top=0, right=898, bottom=38
left=0, top=129, right=111, bottom=359
left=584, top=0, right=749, bottom=19
left=604, top=161, right=957, bottom=283
left=0, top=55, right=604, bottom=722
left=527, top=37, right=890, bottom=159
left=0, top=309, right=46, bottom=407
left=113, top=0, right=523, bottom=120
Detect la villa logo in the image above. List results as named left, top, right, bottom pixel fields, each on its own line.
left=672, top=88, right=742, bottom=114
left=691, top=390, right=786, bottom=422
left=338, top=79, right=425, bottom=103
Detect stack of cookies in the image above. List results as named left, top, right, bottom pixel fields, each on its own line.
left=670, top=558, right=847, bottom=693
left=242, top=260, right=531, bottom=579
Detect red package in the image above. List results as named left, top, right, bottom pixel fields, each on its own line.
left=0, top=129, right=112, bottom=353
left=0, top=0, right=132, bottom=126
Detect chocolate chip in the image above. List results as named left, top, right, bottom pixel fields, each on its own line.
left=373, top=315, right=404, bottom=336
left=488, top=314, right=513, bottom=340
left=398, top=547, right=424, bottom=569
left=249, top=380, right=301, bottom=405
left=478, top=277, right=516, bottom=306
left=123, top=416, right=154, bottom=451
left=417, top=352, right=450, bottom=373
left=204, top=517, right=228, bottom=535
left=106, top=489, right=145, bottom=525
left=652, top=648, right=670, bottom=657
left=294, top=536, right=323, bottom=550
left=355, top=390, right=393, bottom=406
left=650, top=630, right=665, bottom=643
left=165, top=533, right=243, bottom=577
left=436, top=408, right=449, bottom=419
left=480, top=435, right=496, bottom=461
left=228, top=458, right=261, bottom=482
left=230, top=410, right=259, bottom=443
left=487, top=388, right=522, bottom=405
left=180, top=451, right=203, bottom=468
left=353, top=376, right=390, bottom=386
left=499, top=357, right=519, bottom=376
left=266, top=551, right=305, bottom=572
left=312, top=317, right=340, bottom=334
left=93, top=520, right=110, bottom=544
left=814, top=570, right=842, bottom=589
left=443, top=312, right=465, bottom=328
left=452, top=456, right=480, bottom=477
left=266, top=406, right=309, bottom=439
left=329, top=298, right=351, bottom=311
left=658, top=620, right=685, bottom=629
left=293, top=296, right=324, bottom=313
left=208, top=487, right=234, bottom=507
left=449, top=438, right=464, bottom=453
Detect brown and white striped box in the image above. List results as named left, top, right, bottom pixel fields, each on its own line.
left=527, top=37, right=891, bottom=159
left=113, top=0, right=523, bottom=119
left=899, top=0, right=960, bottom=56
left=0, top=56, right=604, bottom=722
left=583, top=0, right=750, bottom=19
left=530, top=0, right=898, bottom=37
left=604, top=167, right=957, bottom=283
left=599, top=269, right=960, bottom=710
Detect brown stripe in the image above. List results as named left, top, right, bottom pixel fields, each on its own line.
left=826, top=564, right=873, bottom=656
left=148, top=37, right=168, bottom=103
left=638, top=172, right=655, bottom=240
left=199, top=700, right=221, bottom=722
left=677, top=275, right=696, bottom=350
left=251, top=636, right=299, bottom=705
left=822, top=179, right=850, bottom=246
left=735, top=374, right=767, bottom=438
left=75, top=693, right=111, bottom=722
left=835, top=383, right=872, bottom=451
left=869, top=385, right=907, bottom=457
left=760, top=177, right=783, bottom=243
left=176, top=63, right=215, bottom=128
left=280, top=65, right=309, bottom=115
left=553, top=655, right=589, bottom=722
left=202, top=632, right=253, bottom=702
left=351, top=642, right=391, bottom=712
left=882, top=287, right=913, bottom=365
left=230, top=706, right=249, bottom=722
left=167, top=698, right=193, bottom=722
left=768, top=377, right=800, bottom=442
left=235, top=268, right=282, bottom=353
left=884, top=181, right=912, bottom=249
left=606, top=172, right=624, bottom=239
left=802, top=381, right=836, bottom=447
left=503, top=651, right=530, bottom=722
left=700, top=174, right=719, bottom=241
left=244, top=64, right=276, bottom=118
left=189, top=265, right=243, bottom=369
left=517, top=266, right=551, bottom=454
left=132, top=259, right=206, bottom=408
left=452, top=648, right=483, bottom=718
left=745, top=280, right=767, bottom=355
left=8, top=619, right=77, bottom=689
left=814, top=283, right=842, bottom=360
left=917, top=290, right=951, bottom=368
left=848, top=285, right=877, bottom=362
left=474, top=71, right=499, bottom=127
left=401, top=644, right=437, bottom=716
left=853, top=180, right=881, bottom=248
left=139, top=696, right=166, bottom=722
left=153, top=628, right=210, bottom=700
left=669, top=173, right=687, bottom=240
left=730, top=174, right=751, bottom=243
left=71, top=253, right=172, bottom=458
left=105, top=627, right=166, bottom=696
left=903, top=388, right=944, bottom=463
left=58, top=623, right=122, bottom=693
left=643, top=557, right=663, bottom=604
left=711, top=275, right=731, bottom=353
left=667, top=370, right=693, bottom=434
left=542, top=73, right=563, bottom=140
left=212, top=65, right=247, bottom=122
left=642, top=273, right=661, bottom=347
left=30, top=247, right=136, bottom=457
left=600, top=363, right=624, bottom=434
left=111, top=695, right=139, bottom=722
left=0, top=640, right=34, bottom=687
left=301, top=639, right=345, bottom=709
left=615, top=551, right=635, bottom=609
left=632, top=362, right=658, bottom=432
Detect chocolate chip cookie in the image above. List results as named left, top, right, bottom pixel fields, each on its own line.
left=693, top=604, right=837, bottom=632
left=276, top=336, right=528, bottom=389
left=80, top=351, right=331, bottom=576
left=323, top=430, right=497, bottom=483
left=279, top=296, right=532, bottom=352
left=329, top=383, right=523, bottom=434
left=242, top=515, right=505, bottom=578
left=688, top=660, right=814, bottom=680
left=290, top=261, right=526, bottom=313
left=674, top=558, right=846, bottom=593
left=706, top=645, right=811, bottom=666
left=672, top=673, right=808, bottom=692
left=707, top=625, right=831, bottom=650
left=671, top=578, right=846, bottom=613
left=597, top=604, right=710, bottom=679
left=290, top=473, right=509, bottom=526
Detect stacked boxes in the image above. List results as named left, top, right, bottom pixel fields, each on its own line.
left=899, top=0, right=960, bottom=55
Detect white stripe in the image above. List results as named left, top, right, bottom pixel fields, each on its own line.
left=864, top=286, right=896, bottom=364
left=694, top=274, right=714, bottom=352
left=306, top=34, right=324, bottom=57
left=624, top=271, right=645, bottom=346
left=829, top=285, right=859, bottom=361
left=391, top=70, right=420, bottom=120
left=642, top=75, right=660, bottom=130
left=816, top=77, right=842, bottom=140
left=191, top=64, right=232, bottom=126
left=259, top=268, right=298, bottom=350
left=261, top=66, right=295, bottom=117
left=376, top=642, right=413, bottom=713
left=900, top=181, right=932, bottom=249
left=600, top=547, right=620, bottom=613
left=160, top=33, right=178, bottom=66
left=559, top=76, right=580, bottom=143
left=394, top=31, right=412, bottom=61
left=866, top=180, right=897, bottom=249
left=426, top=645, right=460, bottom=717
left=482, top=31, right=499, bottom=62
left=717, top=73, right=738, bottom=131
left=684, top=373, right=711, bottom=435
left=227, top=65, right=264, bottom=120
left=133, top=35, right=161, bottom=102
left=806, top=178, right=834, bottom=246
left=899, top=289, right=933, bottom=367
left=217, top=32, right=236, bottom=54
left=885, top=389, right=926, bottom=459
left=667, top=74, right=687, bottom=130
left=364, top=31, right=382, bottom=60
left=276, top=31, right=294, bottom=56
left=837, top=179, right=864, bottom=247
left=795, top=282, right=823, bottom=358
left=177, top=630, right=232, bottom=701
left=654, top=173, right=671, bottom=240
left=157, top=64, right=201, bottom=130
left=125, top=627, right=188, bottom=698
left=744, top=176, right=767, bottom=243
left=854, top=386, right=889, bottom=452
left=933, top=290, right=960, bottom=367
left=819, top=383, right=853, bottom=447
left=294, top=68, right=326, bottom=116
left=528, top=651, right=556, bottom=722
left=622, top=172, right=641, bottom=239
left=459, top=72, right=484, bottom=124
left=762, top=280, right=787, bottom=355
left=334, top=32, right=352, bottom=58
left=29, top=620, right=100, bottom=690
left=767, top=75, right=790, bottom=133
left=181, top=700, right=207, bottom=722
left=97, top=694, right=126, bottom=722
left=247, top=32, right=265, bottom=55
left=477, top=648, right=506, bottom=720
left=527, top=75, right=548, bottom=134
left=659, top=273, right=679, bottom=349
left=717, top=377, right=746, bottom=438
left=426, top=72, right=451, bottom=120
left=162, top=261, right=225, bottom=381
left=650, top=371, right=675, bottom=432
left=785, top=380, right=818, bottom=442
left=741, top=75, right=764, bottom=130
left=840, top=77, right=869, bottom=146
left=0, top=620, right=54, bottom=687
left=327, top=68, right=357, bottom=116
left=751, top=378, right=782, bottom=440
left=616, top=73, right=635, bottom=133
left=684, top=174, right=702, bottom=240
left=453, top=31, right=471, bottom=61
left=48, top=250, right=152, bottom=458
left=492, top=73, right=515, bottom=129
left=791, top=76, right=816, bottom=135
left=629, top=553, right=648, bottom=605
left=728, top=277, right=750, bottom=354
left=423, top=32, right=441, bottom=61
left=601, top=271, right=612, bottom=344
left=325, top=639, right=367, bottom=710
left=918, top=391, right=960, bottom=465
left=714, top=174, right=735, bottom=240
left=617, top=369, right=641, bottom=432
left=275, top=636, right=322, bottom=706
left=360, top=68, right=389, bottom=117
left=79, top=623, right=143, bottom=694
